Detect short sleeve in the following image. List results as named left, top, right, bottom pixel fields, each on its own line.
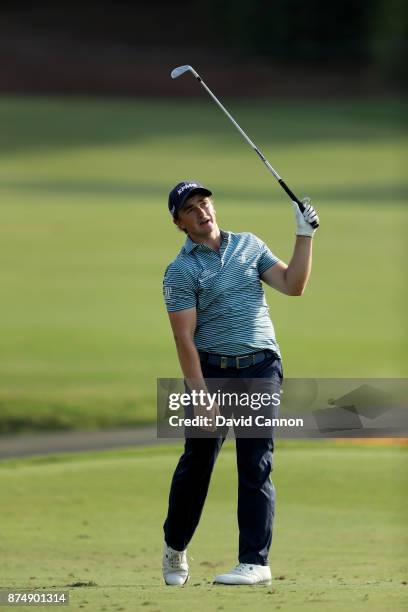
left=163, top=263, right=197, bottom=312
left=257, top=238, right=280, bottom=275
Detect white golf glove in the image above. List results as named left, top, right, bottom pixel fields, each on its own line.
left=292, top=198, right=319, bottom=237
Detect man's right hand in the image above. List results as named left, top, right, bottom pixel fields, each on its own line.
left=194, top=400, right=221, bottom=433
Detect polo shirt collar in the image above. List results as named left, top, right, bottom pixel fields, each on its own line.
left=184, top=230, right=230, bottom=254
left=184, top=235, right=198, bottom=253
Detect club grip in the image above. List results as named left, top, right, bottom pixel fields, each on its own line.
left=278, top=179, right=319, bottom=229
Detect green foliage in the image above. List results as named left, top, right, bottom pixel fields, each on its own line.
left=368, top=0, right=408, bottom=84
left=206, top=0, right=407, bottom=85
left=209, top=0, right=373, bottom=60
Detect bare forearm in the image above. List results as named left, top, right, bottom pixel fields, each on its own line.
left=168, top=310, right=218, bottom=431
left=284, top=235, right=313, bottom=295
left=174, top=336, right=204, bottom=381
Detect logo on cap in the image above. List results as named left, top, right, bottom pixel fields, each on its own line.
left=177, top=182, right=198, bottom=195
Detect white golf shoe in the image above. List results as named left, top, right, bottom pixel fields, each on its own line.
left=162, top=543, right=189, bottom=586
left=214, top=563, right=271, bottom=585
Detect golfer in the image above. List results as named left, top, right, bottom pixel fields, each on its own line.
left=162, top=181, right=319, bottom=586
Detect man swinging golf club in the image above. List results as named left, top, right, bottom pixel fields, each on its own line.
left=162, top=179, right=319, bottom=586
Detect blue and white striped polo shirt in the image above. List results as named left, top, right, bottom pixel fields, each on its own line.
left=163, top=230, right=281, bottom=357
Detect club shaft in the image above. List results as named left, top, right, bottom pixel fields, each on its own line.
left=192, top=71, right=307, bottom=212
left=197, top=77, right=281, bottom=181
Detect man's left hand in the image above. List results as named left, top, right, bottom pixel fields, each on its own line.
left=292, top=199, right=320, bottom=237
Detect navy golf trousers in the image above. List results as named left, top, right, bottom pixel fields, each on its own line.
left=163, top=352, right=283, bottom=565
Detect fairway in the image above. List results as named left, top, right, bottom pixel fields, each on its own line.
left=0, top=96, right=407, bottom=432
left=0, top=442, right=406, bottom=611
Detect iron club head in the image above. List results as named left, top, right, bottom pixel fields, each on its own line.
left=171, top=65, right=195, bottom=79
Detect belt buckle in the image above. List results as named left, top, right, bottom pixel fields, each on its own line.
left=236, top=354, right=250, bottom=369
left=236, top=353, right=258, bottom=368
left=220, top=356, right=228, bottom=369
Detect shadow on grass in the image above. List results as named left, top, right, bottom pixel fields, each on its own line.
left=1, top=178, right=407, bottom=204
left=0, top=97, right=406, bottom=157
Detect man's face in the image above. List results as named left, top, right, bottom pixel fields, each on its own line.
left=175, top=194, right=217, bottom=237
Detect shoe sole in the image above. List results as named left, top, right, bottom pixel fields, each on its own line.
left=164, top=574, right=190, bottom=586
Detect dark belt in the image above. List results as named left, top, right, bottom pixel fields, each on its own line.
left=199, top=349, right=276, bottom=370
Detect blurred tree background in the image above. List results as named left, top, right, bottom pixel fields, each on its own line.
left=0, top=0, right=406, bottom=95
left=207, top=0, right=407, bottom=72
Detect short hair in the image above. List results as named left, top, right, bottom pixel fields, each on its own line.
left=173, top=210, right=188, bottom=234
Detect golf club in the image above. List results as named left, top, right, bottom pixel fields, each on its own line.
left=170, top=65, right=319, bottom=228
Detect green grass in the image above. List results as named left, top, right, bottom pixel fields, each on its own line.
left=0, top=96, right=407, bottom=431
left=0, top=442, right=407, bottom=611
